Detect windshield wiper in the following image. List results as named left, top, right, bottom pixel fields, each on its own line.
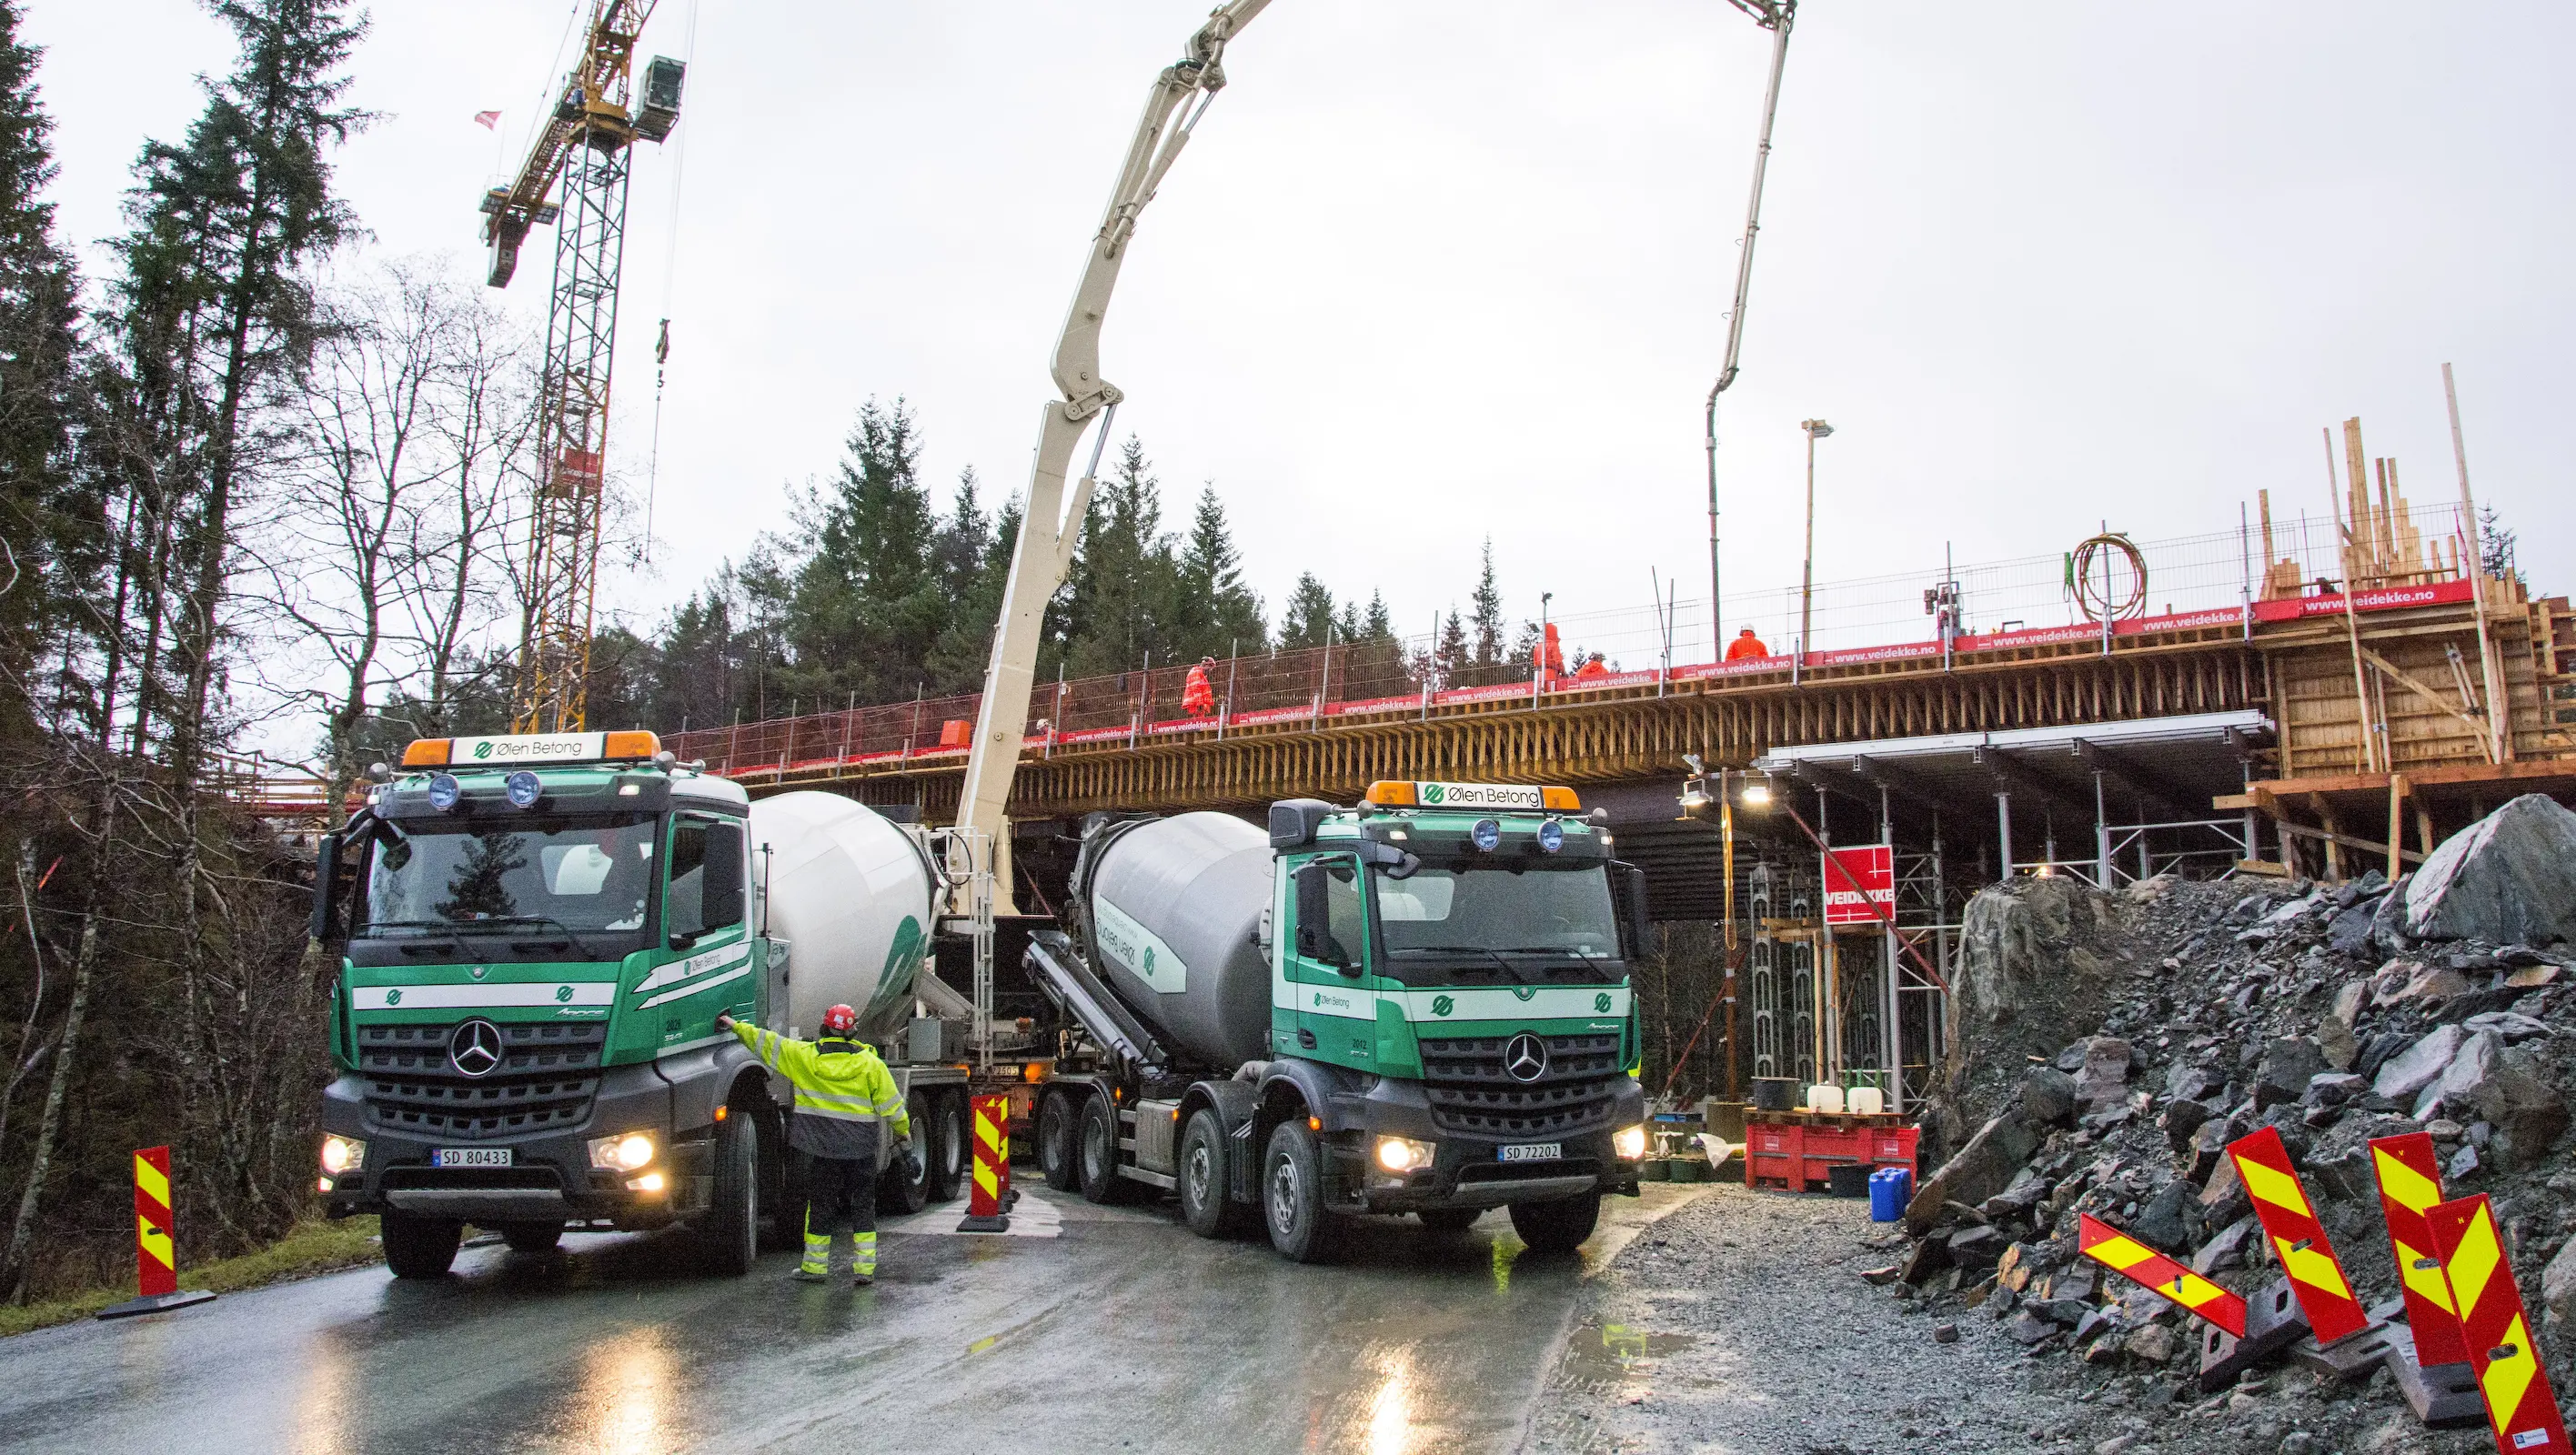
left=466, top=914, right=601, bottom=959
left=1500, top=945, right=1623, bottom=980
left=1390, top=944, right=1537, bottom=985
left=356, top=918, right=458, bottom=938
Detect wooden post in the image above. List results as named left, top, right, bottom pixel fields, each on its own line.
left=2414, top=803, right=2437, bottom=861
left=2327, top=426, right=2379, bottom=771
left=1721, top=770, right=1739, bottom=1100
left=2309, top=792, right=2345, bottom=881
left=2385, top=774, right=2407, bottom=882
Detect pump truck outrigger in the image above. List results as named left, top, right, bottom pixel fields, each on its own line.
left=1022, top=780, right=1650, bottom=1263
left=307, top=731, right=997, bottom=1279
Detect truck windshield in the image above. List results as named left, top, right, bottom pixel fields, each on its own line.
left=1374, top=861, right=1623, bottom=986
left=357, top=815, right=658, bottom=938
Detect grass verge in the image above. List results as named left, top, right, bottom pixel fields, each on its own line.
left=0, top=1217, right=382, bottom=1339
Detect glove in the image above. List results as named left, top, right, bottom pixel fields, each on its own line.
left=902, top=1141, right=924, bottom=1181
left=713, top=1012, right=734, bottom=1032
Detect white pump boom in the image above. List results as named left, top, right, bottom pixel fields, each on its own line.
left=951, top=2, right=1273, bottom=876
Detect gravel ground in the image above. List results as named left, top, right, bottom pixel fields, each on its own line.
left=1523, top=1181, right=2499, bottom=1455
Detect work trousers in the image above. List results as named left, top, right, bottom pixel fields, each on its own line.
left=800, top=1153, right=878, bottom=1277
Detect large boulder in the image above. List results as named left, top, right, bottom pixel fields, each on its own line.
left=1941, top=877, right=2130, bottom=1129
left=2404, top=795, right=2576, bottom=944
left=2373, top=1024, right=2469, bottom=1102
left=1903, top=1110, right=2043, bottom=1234
left=2073, top=1037, right=2136, bottom=1110
left=2446, top=1039, right=2570, bottom=1169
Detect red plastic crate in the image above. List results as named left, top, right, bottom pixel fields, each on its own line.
left=1746, top=1123, right=1802, bottom=1189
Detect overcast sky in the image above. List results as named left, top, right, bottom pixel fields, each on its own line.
left=25, top=0, right=2573, bottom=672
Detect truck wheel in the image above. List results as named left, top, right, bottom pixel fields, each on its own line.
left=499, top=1221, right=564, bottom=1254
left=926, top=1091, right=967, bottom=1202
left=1178, top=1109, right=1252, bottom=1239
left=1416, top=1208, right=1481, bottom=1235
left=878, top=1092, right=932, bottom=1216
left=757, top=1107, right=796, bottom=1252
left=1040, top=1091, right=1080, bottom=1192
left=1262, top=1119, right=1344, bottom=1264
left=1077, top=1094, right=1138, bottom=1206
left=699, top=1105, right=761, bottom=1276
left=382, top=1210, right=463, bottom=1279
left=1508, top=1192, right=1602, bottom=1256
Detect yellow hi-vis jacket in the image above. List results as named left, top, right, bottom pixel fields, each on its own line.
left=731, top=1022, right=911, bottom=1161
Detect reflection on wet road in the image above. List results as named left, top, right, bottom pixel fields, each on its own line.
left=0, top=1188, right=1696, bottom=1454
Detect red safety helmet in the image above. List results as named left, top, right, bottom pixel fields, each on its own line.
left=820, top=1004, right=860, bottom=1038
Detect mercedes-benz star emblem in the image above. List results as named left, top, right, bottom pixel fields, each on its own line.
left=1503, top=1033, right=1549, bottom=1083
left=448, top=1018, right=505, bottom=1078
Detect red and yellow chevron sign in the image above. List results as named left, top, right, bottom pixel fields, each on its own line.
left=2370, top=1131, right=2474, bottom=1369
left=2078, top=1214, right=2247, bottom=1337
left=967, top=1094, right=1011, bottom=1219
left=132, top=1145, right=176, bottom=1299
left=2426, top=1195, right=2571, bottom=1455
left=2228, top=1126, right=2370, bottom=1345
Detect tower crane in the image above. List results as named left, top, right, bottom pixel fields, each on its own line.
left=481, top=0, right=688, bottom=733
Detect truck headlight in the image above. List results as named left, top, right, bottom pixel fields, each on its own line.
left=1374, top=1136, right=1435, bottom=1173
left=1612, top=1124, right=1647, bottom=1161
left=589, top=1132, right=657, bottom=1171
left=320, top=1134, right=366, bottom=1175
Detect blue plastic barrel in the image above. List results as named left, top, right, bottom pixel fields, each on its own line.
left=1867, top=1167, right=1911, bottom=1222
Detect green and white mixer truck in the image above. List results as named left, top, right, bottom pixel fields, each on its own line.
left=309, top=730, right=999, bottom=1278
left=1024, top=779, right=1649, bottom=1262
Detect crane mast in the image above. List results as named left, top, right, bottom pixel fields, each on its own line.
left=483, top=0, right=687, bottom=733
left=951, top=0, right=1273, bottom=885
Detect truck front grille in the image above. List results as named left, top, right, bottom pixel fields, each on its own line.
left=357, top=1021, right=605, bottom=1140
left=1417, top=1033, right=1624, bottom=1140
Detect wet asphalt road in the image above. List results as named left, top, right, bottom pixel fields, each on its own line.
left=0, top=1185, right=1699, bottom=1454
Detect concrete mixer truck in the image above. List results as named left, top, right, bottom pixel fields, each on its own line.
left=307, top=730, right=1012, bottom=1279
left=1021, top=779, right=1649, bottom=1262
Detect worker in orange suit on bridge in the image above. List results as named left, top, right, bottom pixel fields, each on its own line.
left=1574, top=653, right=1610, bottom=680
left=1726, top=627, right=1771, bottom=660
left=1534, top=624, right=1566, bottom=683
left=1182, top=656, right=1216, bottom=718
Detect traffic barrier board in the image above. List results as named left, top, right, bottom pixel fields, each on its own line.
left=2425, top=1195, right=2571, bottom=1455
left=2370, top=1132, right=2475, bottom=1369
left=956, top=1093, right=1012, bottom=1233
left=2079, top=1214, right=2247, bottom=1337
left=2229, top=1127, right=2372, bottom=1345
left=96, top=1145, right=216, bottom=1320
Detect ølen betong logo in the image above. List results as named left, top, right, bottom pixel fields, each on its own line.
left=1431, top=994, right=1454, bottom=1017
left=382, top=988, right=402, bottom=1006
left=555, top=984, right=575, bottom=1002
left=1421, top=784, right=1445, bottom=805
left=472, top=741, right=494, bottom=759
left=1595, top=993, right=1613, bottom=1013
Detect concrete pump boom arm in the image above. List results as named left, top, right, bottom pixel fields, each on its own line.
left=951, top=1, right=1273, bottom=878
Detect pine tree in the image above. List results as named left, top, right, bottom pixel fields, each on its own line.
left=1279, top=573, right=1337, bottom=649
left=1433, top=608, right=1467, bottom=687
left=788, top=397, right=949, bottom=704
left=923, top=466, right=1003, bottom=691
left=109, top=0, right=367, bottom=773
left=1172, top=484, right=1264, bottom=657
left=1063, top=435, right=1179, bottom=677
left=0, top=0, right=88, bottom=753
left=1469, top=537, right=1504, bottom=670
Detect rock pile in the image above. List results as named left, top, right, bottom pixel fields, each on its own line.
left=1887, top=794, right=2576, bottom=1434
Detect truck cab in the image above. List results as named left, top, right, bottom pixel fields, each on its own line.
left=311, top=732, right=786, bottom=1278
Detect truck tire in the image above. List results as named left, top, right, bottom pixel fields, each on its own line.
left=382, top=1210, right=463, bottom=1279
left=1262, top=1119, right=1344, bottom=1264
left=1040, top=1091, right=1080, bottom=1192
left=757, top=1106, right=796, bottom=1252
left=699, top=1105, right=761, bottom=1276
left=926, top=1090, right=967, bottom=1202
left=878, top=1092, right=932, bottom=1216
left=499, top=1221, right=564, bottom=1254
left=1178, top=1109, right=1252, bottom=1239
left=1077, top=1094, right=1139, bottom=1206
left=1508, top=1192, right=1602, bottom=1256
left=1415, top=1208, right=1481, bottom=1235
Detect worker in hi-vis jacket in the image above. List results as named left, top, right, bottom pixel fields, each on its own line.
left=717, top=1006, right=913, bottom=1284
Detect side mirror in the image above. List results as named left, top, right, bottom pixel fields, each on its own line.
left=310, top=832, right=343, bottom=942
left=1613, top=861, right=1652, bottom=959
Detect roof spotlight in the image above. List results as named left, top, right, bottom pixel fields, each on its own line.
left=1536, top=820, right=1565, bottom=854
left=1471, top=818, right=1502, bottom=852
left=426, top=772, right=463, bottom=811
left=504, top=771, right=542, bottom=808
